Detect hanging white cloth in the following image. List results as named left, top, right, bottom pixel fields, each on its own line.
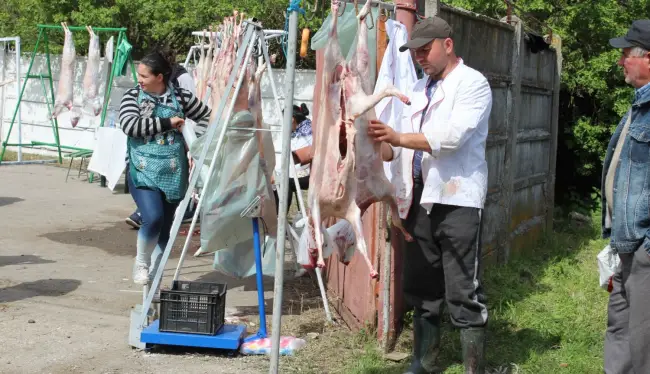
left=373, top=19, right=417, bottom=181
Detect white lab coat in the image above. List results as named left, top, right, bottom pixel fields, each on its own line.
left=388, top=59, right=492, bottom=218
left=373, top=19, right=417, bottom=182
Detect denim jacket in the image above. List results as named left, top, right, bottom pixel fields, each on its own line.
left=601, top=83, right=650, bottom=255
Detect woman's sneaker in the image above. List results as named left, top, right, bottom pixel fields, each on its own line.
left=182, top=206, right=199, bottom=224
left=133, top=263, right=149, bottom=285
left=125, top=211, right=142, bottom=229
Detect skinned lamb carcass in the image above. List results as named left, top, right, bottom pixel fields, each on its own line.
left=194, top=30, right=208, bottom=101
left=105, top=36, right=114, bottom=63
left=208, top=11, right=248, bottom=124
left=82, top=26, right=102, bottom=116
left=307, top=0, right=413, bottom=279
left=52, top=22, right=81, bottom=127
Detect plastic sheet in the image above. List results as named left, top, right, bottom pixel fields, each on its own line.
left=296, top=217, right=357, bottom=269
left=189, top=110, right=277, bottom=278
left=311, top=4, right=379, bottom=87
left=597, top=244, right=619, bottom=292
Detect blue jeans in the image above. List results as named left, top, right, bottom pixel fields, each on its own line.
left=127, top=170, right=179, bottom=273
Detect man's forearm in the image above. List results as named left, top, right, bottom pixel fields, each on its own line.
left=397, top=133, right=432, bottom=153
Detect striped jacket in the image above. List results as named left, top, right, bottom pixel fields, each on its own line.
left=119, top=86, right=211, bottom=138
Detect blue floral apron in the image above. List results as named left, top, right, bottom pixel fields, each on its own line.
left=128, top=87, right=188, bottom=203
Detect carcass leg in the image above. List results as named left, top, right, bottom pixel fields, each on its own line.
left=349, top=84, right=411, bottom=120
left=309, top=200, right=327, bottom=268
left=386, top=197, right=413, bottom=242
left=352, top=0, right=372, bottom=93
left=346, top=204, right=378, bottom=279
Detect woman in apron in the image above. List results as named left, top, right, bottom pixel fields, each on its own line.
left=119, top=51, right=211, bottom=284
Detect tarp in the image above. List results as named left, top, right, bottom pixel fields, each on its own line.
left=189, top=110, right=278, bottom=278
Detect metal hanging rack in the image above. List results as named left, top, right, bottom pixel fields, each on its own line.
left=129, top=18, right=331, bottom=356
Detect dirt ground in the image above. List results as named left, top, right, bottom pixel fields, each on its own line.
left=0, top=164, right=366, bottom=374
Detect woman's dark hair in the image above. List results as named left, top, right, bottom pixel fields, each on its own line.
left=140, top=51, right=173, bottom=86
left=292, top=103, right=310, bottom=124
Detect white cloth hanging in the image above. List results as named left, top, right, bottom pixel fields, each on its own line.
left=373, top=19, right=418, bottom=182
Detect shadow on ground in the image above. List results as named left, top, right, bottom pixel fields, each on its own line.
left=40, top=223, right=201, bottom=258
left=0, top=279, right=81, bottom=303
left=0, top=255, right=55, bottom=267
left=0, top=196, right=24, bottom=208
left=196, top=268, right=324, bottom=317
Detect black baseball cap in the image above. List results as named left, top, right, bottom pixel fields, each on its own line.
left=399, top=17, right=453, bottom=52
left=609, top=19, right=650, bottom=50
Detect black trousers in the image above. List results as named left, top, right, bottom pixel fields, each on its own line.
left=273, top=175, right=309, bottom=215
left=401, top=181, right=488, bottom=328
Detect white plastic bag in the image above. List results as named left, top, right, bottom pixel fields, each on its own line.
left=297, top=219, right=356, bottom=268
left=240, top=336, right=306, bottom=355
left=597, top=244, right=619, bottom=291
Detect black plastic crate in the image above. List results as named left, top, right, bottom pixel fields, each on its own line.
left=159, top=280, right=227, bottom=335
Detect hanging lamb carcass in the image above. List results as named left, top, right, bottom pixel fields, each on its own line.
left=306, top=0, right=413, bottom=279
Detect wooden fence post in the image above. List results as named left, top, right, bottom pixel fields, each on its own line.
left=500, top=18, right=523, bottom=263
left=546, top=35, right=562, bottom=232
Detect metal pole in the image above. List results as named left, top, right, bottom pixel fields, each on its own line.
left=0, top=41, right=6, bottom=161
left=15, top=38, right=21, bottom=162
left=252, top=217, right=267, bottom=338
left=43, top=31, right=63, bottom=164
left=37, top=24, right=127, bottom=32
left=269, top=8, right=298, bottom=373
left=0, top=30, right=42, bottom=165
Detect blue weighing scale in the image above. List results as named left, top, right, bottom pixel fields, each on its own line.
left=140, top=214, right=269, bottom=350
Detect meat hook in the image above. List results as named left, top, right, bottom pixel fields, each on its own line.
left=364, top=10, right=375, bottom=29
left=379, top=8, right=388, bottom=22
left=303, top=0, right=320, bottom=21
left=337, top=1, right=347, bottom=17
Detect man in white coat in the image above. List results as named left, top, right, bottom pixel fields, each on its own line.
left=369, top=16, right=492, bottom=374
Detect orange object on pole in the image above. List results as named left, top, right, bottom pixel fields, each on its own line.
left=300, top=28, right=310, bottom=58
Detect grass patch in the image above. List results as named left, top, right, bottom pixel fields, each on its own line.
left=1, top=150, right=58, bottom=162
left=342, top=213, right=609, bottom=374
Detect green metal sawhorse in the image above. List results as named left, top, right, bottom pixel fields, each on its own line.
left=65, top=149, right=94, bottom=182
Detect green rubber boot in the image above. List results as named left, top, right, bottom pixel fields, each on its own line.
left=404, top=310, right=441, bottom=374
left=460, top=327, right=486, bottom=374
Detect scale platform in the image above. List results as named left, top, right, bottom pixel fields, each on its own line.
left=140, top=320, right=247, bottom=350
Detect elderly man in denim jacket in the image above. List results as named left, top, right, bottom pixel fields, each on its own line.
left=602, top=19, right=650, bottom=374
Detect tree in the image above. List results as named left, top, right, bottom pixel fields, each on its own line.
left=446, top=0, right=650, bottom=211
left=0, top=0, right=326, bottom=66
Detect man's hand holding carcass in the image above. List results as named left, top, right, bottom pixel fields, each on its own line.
left=368, top=120, right=400, bottom=145
left=368, top=119, right=432, bottom=154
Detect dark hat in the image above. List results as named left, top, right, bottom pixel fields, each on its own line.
left=399, top=17, right=453, bottom=52
left=610, top=20, right=650, bottom=50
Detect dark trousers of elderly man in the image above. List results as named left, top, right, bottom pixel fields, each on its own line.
left=602, top=20, right=650, bottom=374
